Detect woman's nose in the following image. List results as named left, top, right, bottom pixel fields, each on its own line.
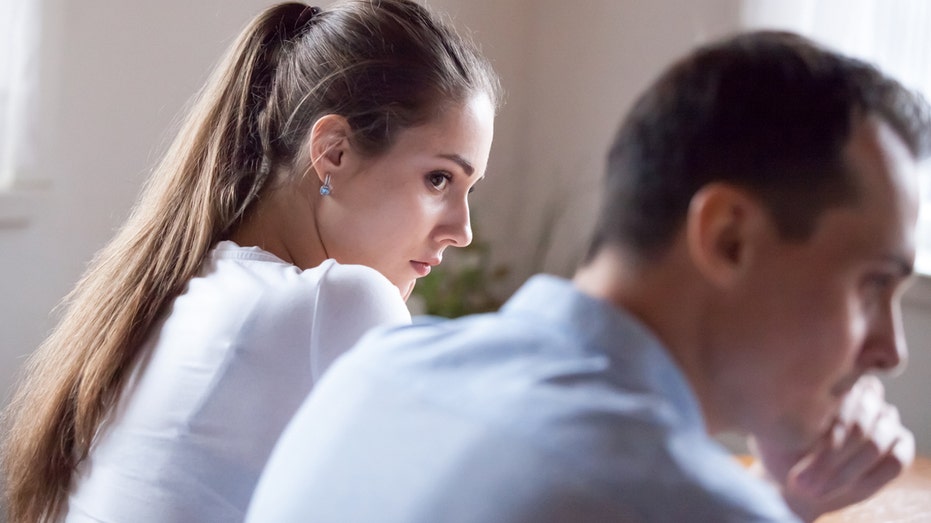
left=435, top=198, right=472, bottom=247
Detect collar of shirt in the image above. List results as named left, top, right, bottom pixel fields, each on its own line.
left=501, top=274, right=707, bottom=433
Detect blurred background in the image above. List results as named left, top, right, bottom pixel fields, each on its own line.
left=2, top=0, right=930, bottom=492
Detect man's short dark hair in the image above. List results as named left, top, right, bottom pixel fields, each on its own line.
left=588, top=31, right=931, bottom=261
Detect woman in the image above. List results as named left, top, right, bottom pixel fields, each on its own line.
left=1, top=1, right=501, bottom=521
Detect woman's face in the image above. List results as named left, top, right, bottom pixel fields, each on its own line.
left=315, top=94, right=495, bottom=299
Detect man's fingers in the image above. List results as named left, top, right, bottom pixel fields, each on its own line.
left=790, top=378, right=906, bottom=498
left=817, top=406, right=902, bottom=496
left=890, top=427, right=916, bottom=468
left=837, top=376, right=884, bottom=433
left=801, top=415, right=912, bottom=501
left=833, top=445, right=910, bottom=502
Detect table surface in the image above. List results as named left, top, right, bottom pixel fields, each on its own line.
left=816, top=455, right=931, bottom=522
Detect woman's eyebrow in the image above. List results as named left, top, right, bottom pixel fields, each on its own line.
left=438, top=153, right=474, bottom=176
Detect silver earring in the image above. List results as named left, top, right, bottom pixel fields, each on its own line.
left=320, top=174, right=332, bottom=196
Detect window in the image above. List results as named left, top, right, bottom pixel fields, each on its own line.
left=0, top=0, right=45, bottom=227
left=1, top=0, right=43, bottom=188
left=742, top=0, right=931, bottom=274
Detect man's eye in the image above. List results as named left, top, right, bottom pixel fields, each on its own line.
left=865, top=273, right=896, bottom=292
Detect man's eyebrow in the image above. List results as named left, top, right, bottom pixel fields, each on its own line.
left=885, top=255, right=914, bottom=277
left=439, top=154, right=474, bottom=176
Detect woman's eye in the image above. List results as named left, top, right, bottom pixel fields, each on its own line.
left=427, top=172, right=450, bottom=190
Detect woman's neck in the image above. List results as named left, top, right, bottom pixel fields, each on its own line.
left=228, top=178, right=328, bottom=269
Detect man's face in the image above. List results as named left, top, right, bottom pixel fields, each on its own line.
left=716, top=117, right=920, bottom=453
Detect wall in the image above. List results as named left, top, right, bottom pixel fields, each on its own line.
left=481, top=0, right=744, bottom=286
left=895, top=283, right=931, bottom=456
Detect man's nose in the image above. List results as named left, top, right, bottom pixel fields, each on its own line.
left=861, top=301, right=909, bottom=375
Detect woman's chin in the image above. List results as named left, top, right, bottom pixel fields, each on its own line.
left=399, top=280, right=416, bottom=301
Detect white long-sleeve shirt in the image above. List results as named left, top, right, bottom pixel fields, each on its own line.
left=65, top=241, right=410, bottom=522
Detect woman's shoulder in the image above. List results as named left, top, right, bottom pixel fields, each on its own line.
left=313, top=260, right=405, bottom=312
left=315, top=259, right=394, bottom=290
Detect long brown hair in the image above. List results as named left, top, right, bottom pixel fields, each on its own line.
left=1, top=2, right=501, bottom=521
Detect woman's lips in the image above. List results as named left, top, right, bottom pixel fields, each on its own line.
left=410, top=261, right=432, bottom=277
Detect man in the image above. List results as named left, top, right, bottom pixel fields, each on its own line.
left=246, top=31, right=929, bottom=522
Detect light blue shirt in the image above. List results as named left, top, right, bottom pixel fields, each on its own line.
left=247, top=275, right=800, bottom=522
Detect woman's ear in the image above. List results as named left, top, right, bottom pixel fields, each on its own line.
left=685, top=183, right=769, bottom=288
left=308, top=114, right=353, bottom=184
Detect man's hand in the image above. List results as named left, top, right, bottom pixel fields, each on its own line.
left=751, top=375, right=915, bottom=522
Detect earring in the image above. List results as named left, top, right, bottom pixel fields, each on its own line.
left=319, top=174, right=332, bottom=196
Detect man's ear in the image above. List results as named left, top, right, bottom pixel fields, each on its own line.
left=307, top=114, right=354, bottom=184
left=685, top=183, right=769, bottom=288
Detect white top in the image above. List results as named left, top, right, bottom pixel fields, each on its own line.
left=64, top=241, right=410, bottom=523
